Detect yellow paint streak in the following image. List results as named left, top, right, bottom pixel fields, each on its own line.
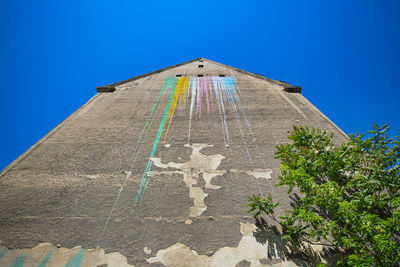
left=181, top=77, right=190, bottom=105
left=163, top=77, right=189, bottom=143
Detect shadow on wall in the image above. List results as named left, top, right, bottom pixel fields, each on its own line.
left=254, top=216, right=341, bottom=266
left=0, top=221, right=340, bottom=267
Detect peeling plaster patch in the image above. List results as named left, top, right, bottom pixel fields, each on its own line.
left=189, top=187, right=208, bottom=216
left=150, top=143, right=226, bottom=217
left=184, top=219, right=192, bottom=225
left=144, top=247, right=152, bottom=255
left=151, top=158, right=183, bottom=170
left=0, top=243, right=133, bottom=267
left=85, top=174, right=100, bottom=179
left=230, top=168, right=273, bottom=180
left=310, top=244, right=324, bottom=254
left=147, top=223, right=299, bottom=267
left=146, top=243, right=210, bottom=266
left=202, top=172, right=224, bottom=190
left=164, top=144, right=171, bottom=148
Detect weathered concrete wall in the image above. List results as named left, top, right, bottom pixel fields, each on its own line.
left=0, top=59, right=347, bottom=266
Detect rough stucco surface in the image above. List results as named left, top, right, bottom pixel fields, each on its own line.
left=0, top=59, right=347, bottom=266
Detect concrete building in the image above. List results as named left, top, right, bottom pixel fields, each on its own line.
left=0, top=58, right=347, bottom=266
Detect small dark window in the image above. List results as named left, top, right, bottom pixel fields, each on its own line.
left=219, top=74, right=225, bottom=77
left=176, top=74, right=182, bottom=77
left=198, top=65, right=204, bottom=68
left=198, top=74, right=204, bottom=77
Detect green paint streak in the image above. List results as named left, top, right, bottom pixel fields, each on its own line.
left=10, top=254, right=25, bottom=267
left=128, top=77, right=171, bottom=165
left=37, top=249, right=54, bottom=267
left=0, top=249, right=6, bottom=261
left=64, top=248, right=86, bottom=267
left=132, top=77, right=179, bottom=211
left=139, top=77, right=171, bottom=139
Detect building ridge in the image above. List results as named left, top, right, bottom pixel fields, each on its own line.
left=97, top=57, right=301, bottom=93
left=0, top=57, right=349, bottom=266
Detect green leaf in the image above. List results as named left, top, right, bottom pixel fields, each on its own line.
left=249, top=124, right=400, bottom=266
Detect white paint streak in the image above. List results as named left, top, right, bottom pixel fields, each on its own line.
left=150, top=143, right=226, bottom=217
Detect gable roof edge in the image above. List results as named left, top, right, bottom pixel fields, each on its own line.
left=201, top=58, right=298, bottom=90
left=96, top=58, right=202, bottom=92
left=96, top=57, right=301, bottom=93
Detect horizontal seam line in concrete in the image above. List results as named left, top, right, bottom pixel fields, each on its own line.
left=0, top=215, right=252, bottom=220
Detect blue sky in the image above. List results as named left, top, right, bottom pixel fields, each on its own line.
left=1, top=0, right=399, bottom=170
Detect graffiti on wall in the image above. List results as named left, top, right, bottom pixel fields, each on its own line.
left=97, top=77, right=276, bottom=246
left=132, top=76, right=273, bottom=209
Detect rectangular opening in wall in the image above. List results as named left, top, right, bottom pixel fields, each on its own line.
left=284, top=86, right=302, bottom=93
left=219, top=74, right=225, bottom=77
left=176, top=74, right=182, bottom=77
left=198, top=65, right=204, bottom=68
left=198, top=74, right=204, bottom=77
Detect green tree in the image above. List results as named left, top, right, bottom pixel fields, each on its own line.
left=248, top=124, right=400, bottom=266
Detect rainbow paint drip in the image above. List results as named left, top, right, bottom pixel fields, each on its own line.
left=132, top=76, right=270, bottom=210
left=97, top=76, right=276, bottom=245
